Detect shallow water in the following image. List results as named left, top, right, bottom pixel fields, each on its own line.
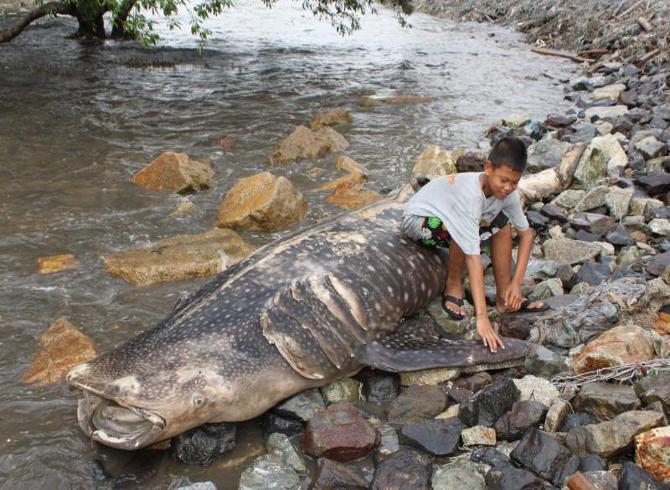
left=0, top=2, right=575, bottom=487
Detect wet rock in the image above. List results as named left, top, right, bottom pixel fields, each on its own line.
left=324, top=182, right=382, bottom=210
left=551, top=189, right=586, bottom=209
left=174, top=422, right=236, bottom=466
left=511, top=428, right=580, bottom=486
left=171, top=197, right=197, bottom=216
left=377, top=424, right=400, bottom=456
left=215, top=172, right=307, bottom=231
left=513, top=375, right=559, bottom=407
left=524, top=344, right=567, bottom=378
left=650, top=219, right=670, bottom=237
left=309, top=457, right=369, bottom=489
left=543, top=237, right=602, bottom=265
left=132, top=152, right=213, bottom=193
left=411, top=146, right=457, bottom=178
left=605, top=225, right=635, bottom=246
left=103, top=228, right=255, bottom=286
left=484, top=464, right=548, bottom=490
left=267, top=433, right=306, bottom=474
left=618, top=460, right=666, bottom=490
left=315, top=169, right=366, bottom=192
left=573, top=382, right=641, bottom=420
left=262, top=413, right=304, bottom=438
left=400, top=417, right=462, bottom=456
left=359, top=95, right=433, bottom=107
left=527, top=135, right=572, bottom=171
left=584, top=105, right=630, bottom=121
left=372, top=446, right=432, bottom=490
left=36, top=253, right=80, bottom=274
left=545, top=398, right=571, bottom=433
left=495, top=401, right=547, bottom=441
left=635, top=426, right=670, bottom=483
left=574, top=134, right=628, bottom=184
left=238, top=456, right=300, bottom=490
left=636, top=136, right=668, bottom=160
left=268, top=125, right=348, bottom=164
left=459, top=378, right=520, bottom=427
left=336, top=155, right=368, bottom=175
left=303, top=402, right=378, bottom=461
left=274, top=388, right=325, bottom=422
left=575, top=186, right=610, bottom=212
left=572, top=325, right=656, bottom=374
left=432, top=460, right=486, bottom=490
left=575, top=260, right=611, bottom=286
left=456, top=151, right=486, bottom=173
left=605, top=186, right=634, bottom=219
left=321, top=378, right=361, bottom=404
left=635, top=375, right=670, bottom=413
left=387, top=385, right=448, bottom=423
left=592, top=83, right=626, bottom=101
left=574, top=410, right=665, bottom=458
left=310, top=107, right=352, bottom=130
left=22, top=318, right=97, bottom=385
left=637, top=174, right=670, bottom=198
left=400, top=367, right=460, bottom=386
left=531, top=278, right=563, bottom=299
left=461, top=426, right=496, bottom=446
left=569, top=212, right=616, bottom=237
left=362, top=371, right=400, bottom=404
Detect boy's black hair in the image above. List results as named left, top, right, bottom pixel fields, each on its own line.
left=488, top=136, right=527, bottom=172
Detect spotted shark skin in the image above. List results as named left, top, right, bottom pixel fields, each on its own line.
left=67, top=185, right=528, bottom=450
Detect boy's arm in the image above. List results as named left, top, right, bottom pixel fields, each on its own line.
left=504, top=227, right=534, bottom=311
left=466, top=254, right=505, bottom=353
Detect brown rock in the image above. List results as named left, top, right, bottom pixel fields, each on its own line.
left=216, top=172, right=307, bottom=230
left=635, top=426, right=670, bottom=482
left=654, top=311, right=670, bottom=336
left=411, top=146, right=457, bottom=179
left=324, top=182, right=382, bottom=210
left=336, top=156, right=368, bottom=176
left=315, top=171, right=367, bottom=192
left=36, top=254, right=80, bottom=274
left=310, top=107, right=352, bottom=130
left=387, top=385, right=448, bottom=423
left=303, top=402, right=379, bottom=462
left=103, top=228, right=255, bottom=286
left=132, top=152, right=214, bottom=193
left=572, top=325, right=655, bottom=374
left=456, top=151, right=487, bottom=172
left=582, top=410, right=664, bottom=458
left=22, top=318, right=97, bottom=385
left=358, top=95, right=433, bottom=107
left=269, top=125, right=324, bottom=164
left=315, top=127, right=349, bottom=154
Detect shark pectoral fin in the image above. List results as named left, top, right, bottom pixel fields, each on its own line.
left=355, top=334, right=530, bottom=373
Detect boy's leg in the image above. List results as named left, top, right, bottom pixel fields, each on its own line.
left=445, top=240, right=466, bottom=317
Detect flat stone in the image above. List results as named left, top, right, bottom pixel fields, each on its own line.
left=274, top=388, right=325, bottom=422
left=591, top=83, right=626, bottom=101
left=572, top=325, right=656, bottom=374
left=574, top=382, right=641, bottom=420
left=36, top=254, right=80, bottom=274
left=401, top=417, right=462, bottom=456
left=174, top=422, right=236, bottom=466
left=636, top=174, right=670, bottom=197
left=541, top=203, right=569, bottom=221
left=512, top=375, right=559, bottom=407
left=635, top=136, right=668, bottom=160
left=605, top=225, right=635, bottom=246
left=551, top=189, right=586, bottom=209
left=575, top=186, right=610, bottom=212
left=238, top=456, right=300, bottom=490
left=461, top=426, right=496, bottom=446
left=584, top=105, right=629, bottom=121
left=576, top=260, right=611, bottom=286
left=132, top=151, right=214, bottom=193
left=432, top=460, right=486, bottom=490
left=310, top=457, right=369, bottom=489
left=543, top=237, right=602, bottom=265
left=545, top=398, right=571, bottom=433
left=310, top=107, right=352, bottom=130
left=412, top=145, right=457, bottom=178
left=400, top=367, right=461, bottom=386
left=372, top=447, right=432, bottom=490
left=304, top=402, right=378, bottom=461
left=511, top=428, right=580, bottom=486
left=579, top=410, right=664, bottom=457
left=495, top=400, right=547, bottom=441
left=22, top=318, right=97, bottom=385
left=569, top=212, right=616, bottom=237
left=544, top=114, right=577, bottom=127
left=215, top=172, right=307, bottom=231
left=459, top=378, right=520, bottom=428
left=388, top=384, right=448, bottom=423
left=103, top=228, right=255, bottom=286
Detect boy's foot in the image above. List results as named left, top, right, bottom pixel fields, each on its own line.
left=442, top=293, right=465, bottom=320
left=496, top=297, right=549, bottom=314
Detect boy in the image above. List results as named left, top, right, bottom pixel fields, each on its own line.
left=402, top=136, right=547, bottom=353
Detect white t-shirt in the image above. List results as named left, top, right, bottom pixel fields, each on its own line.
left=403, top=172, right=529, bottom=255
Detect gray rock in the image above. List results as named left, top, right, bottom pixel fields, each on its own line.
left=459, top=378, right=520, bottom=427
left=524, top=344, right=567, bottom=378
left=372, top=447, right=432, bottom=490
left=576, top=260, right=611, bottom=286
left=432, top=461, right=486, bottom=490
left=650, top=218, right=670, bottom=236
left=575, top=186, right=610, bottom=212
left=513, top=375, right=559, bottom=407
left=582, top=471, right=617, bottom=490
left=605, top=187, right=633, bottom=220
left=362, top=371, right=400, bottom=404
left=511, top=428, right=580, bottom=486
left=574, top=382, right=641, bottom=420
left=484, top=464, right=547, bottom=490
left=584, top=105, right=629, bottom=121
left=377, top=424, right=400, bottom=456
left=635, top=374, right=670, bottom=413
left=635, top=136, right=668, bottom=160
left=238, top=457, right=300, bottom=490
left=388, top=385, right=448, bottom=423
left=310, top=458, right=369, bottom=490
left=531, top=278, right=564, bottom=299
left=543, top=237, right=602, bottom=265
left=527, top=135, right=572, bottom=171
left=495, top=401, right=547, bottom=441
left=401, top=417, right=463, bottom=456
left=646, top=251, right=670, bottom=277
left=605, top=225, right=635, bottom=246
left=174, top=422, right=236, bottom=466
left=545, top=398, right=571, bottom=433
left=574, top=134, right=628, bottom=184
left=569, top=212, right=616, bottom=237
left=524, top=259, right=560, bottom=281
left=618, top=460, right=666, bottom=490
left=551, top=189, right=585, bottom=209
left=267, top=433, right=306, bottom=474
left=274, top=388, right=325, bottom=422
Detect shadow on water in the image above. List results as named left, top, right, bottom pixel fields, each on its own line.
left=0, top=0, right=576, bottom=486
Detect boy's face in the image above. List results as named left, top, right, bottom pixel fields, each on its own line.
left=484, top=161, right=522, bottom=200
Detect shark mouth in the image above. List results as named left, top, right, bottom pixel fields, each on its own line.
left=76, top=391, right=167, bottom=450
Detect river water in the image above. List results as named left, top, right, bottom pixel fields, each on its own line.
left=0, top=2, right=575, bottom=488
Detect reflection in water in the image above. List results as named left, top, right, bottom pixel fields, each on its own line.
left=0, top=1, right=574, bottom=486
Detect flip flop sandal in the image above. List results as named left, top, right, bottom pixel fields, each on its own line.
left=517, top=297, right=550, bottom=313
left=442, top=294, right=465, bottom=320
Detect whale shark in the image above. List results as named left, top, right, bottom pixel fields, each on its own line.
left=67, top=185, right=528, bottom=450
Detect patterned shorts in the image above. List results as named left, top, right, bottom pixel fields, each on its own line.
left=419, top=212, right=509, bottom=254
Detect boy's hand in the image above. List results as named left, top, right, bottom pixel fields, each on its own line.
left=476, top=316, right=505, bottom=353
left=504, top=281, right=524, bottom=312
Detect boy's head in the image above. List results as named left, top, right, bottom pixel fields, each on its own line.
left=483, top=137, right=527, bottom=200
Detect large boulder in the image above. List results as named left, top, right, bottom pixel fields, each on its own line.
left=571, top=325, right=656, bottom=374
left=215, top=172, right=307, bottom=231
left=411, top=146, right=457, bottom=179
left=573, top=382, right=641, bottom=420
left=268, top=125, right=348, bottom=164
left=103, top=228, right=255, bottom=286
left=132, top=152, right=214, bottom=193
left=22, top=318, right=97, bottom=385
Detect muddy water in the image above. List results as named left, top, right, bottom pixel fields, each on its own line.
left=0, top=2, right=575, bottom=487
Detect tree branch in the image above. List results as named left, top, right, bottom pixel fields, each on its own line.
left=111, top=0, right=138, bottom=38
left=0, top=1, right=74, bottom=43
